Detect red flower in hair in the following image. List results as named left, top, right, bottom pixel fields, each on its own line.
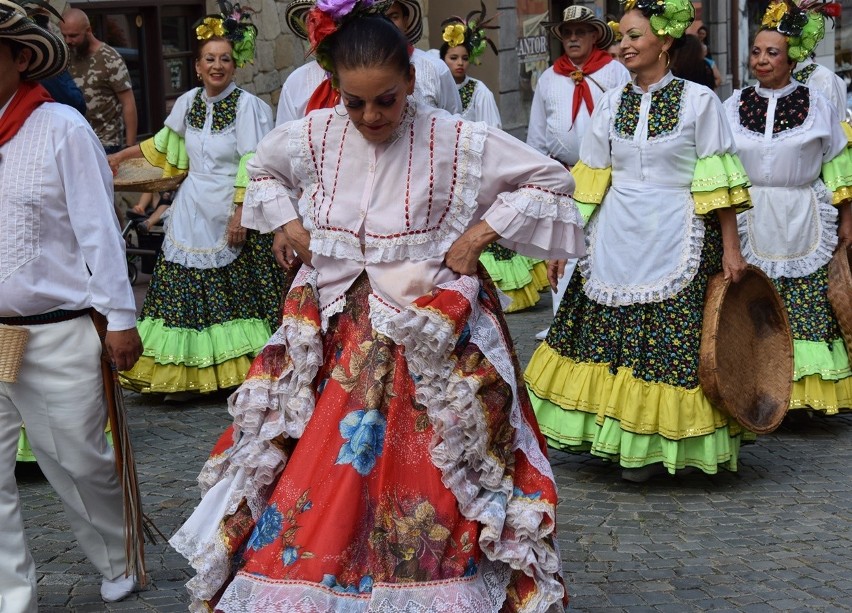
left=821, top=2, right=841, bottom=18
left=306, top=7, right=337, bottom=49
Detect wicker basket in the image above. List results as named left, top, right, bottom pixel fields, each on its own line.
left=698, top=266, right=793, bottom=434
left=0, top=324, right=30, bottom=383
left=827, top=245, right=852, bottom=357
left=114, top=158, right=187, bottom=192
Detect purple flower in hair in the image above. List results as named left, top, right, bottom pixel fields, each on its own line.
left=316, top=0, right=359, bottom=20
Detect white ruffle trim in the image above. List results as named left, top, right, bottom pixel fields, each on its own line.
left=243, top=178, right=300, bottom=233
left=215, top=562, right=510, bottom=613
left=161, top=234, right=240, bottom=269
left=304, top=120, right=488, bottom=265
left=740, top=181, right=838, bottom=279
left=170, top=270, right=323, bottom=605
left=379, top=275, right=565, bottom=613
left=580, top=209, right=705, bottom=306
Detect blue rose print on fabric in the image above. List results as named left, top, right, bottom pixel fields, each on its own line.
left=247, top=503, right=283, bottom=551
left=282, top=546, right=299, bottom=566
left=336, top=409, right=386, bottom=475
left=320, top=574, right=374, bottom=594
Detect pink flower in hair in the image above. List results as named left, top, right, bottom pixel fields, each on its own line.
left=316, top=0, right=359, bottom=20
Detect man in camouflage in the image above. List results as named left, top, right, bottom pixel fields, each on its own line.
left=60, top=7, right=136, bottom=153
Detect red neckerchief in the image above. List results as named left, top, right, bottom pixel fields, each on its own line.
left=0, top=82, right=54, bottom=148
left=306, top=79, right=340, bottom=114
left=553, top=48, right=613, bottom=122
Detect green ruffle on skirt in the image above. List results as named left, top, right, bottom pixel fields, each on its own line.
left=530, top=393, right=743, bottom=474
left=793, top=339, right=851, bottom=381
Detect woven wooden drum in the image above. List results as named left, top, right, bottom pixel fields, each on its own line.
left=0, top=324, right=30, bottom=383
left=699, top=266, right=793, bottom=434
left=113, top=158, right=186, bottom=192
left=827, top=245, right=852, bottom=357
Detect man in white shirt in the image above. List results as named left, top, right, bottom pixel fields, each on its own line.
left=0, top=2, right=142, bottom=608
left=277, top=0, right=460, bottom=126
left=527, top=6, right=629, bottom=338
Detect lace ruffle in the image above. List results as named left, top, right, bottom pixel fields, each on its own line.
left=161, top=234, right=240, bottom=269
left=170, top=273, right=324, bottom=605
left=739, top=181, right=837, bottom=279
left=243, top=178, right=300, bottom=233
left=580, top=207, right=705, bottom=306
left=380, top=275, right=564, bottom=612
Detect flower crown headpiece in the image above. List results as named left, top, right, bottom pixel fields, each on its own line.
left=194, top=0, right=257, bottom=67
left=608, top=20, right=622, bottom=42
left=620, top=0, right=694, bottom=39
left=440, top=2, right=498, bottom=65
left=300, top=0, right=393, bottom=75
left=761, top=0, right=840, bottom=62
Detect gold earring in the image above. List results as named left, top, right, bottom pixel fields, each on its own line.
left=196, top=73, right=202, bottom=81
left=658, top=49, right=670, bottom=69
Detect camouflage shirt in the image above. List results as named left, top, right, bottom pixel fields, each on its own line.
left=68, top=44, right=132, bottom=148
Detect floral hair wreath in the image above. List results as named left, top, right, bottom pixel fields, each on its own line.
left=300, top=0, right=393, bottom=76
left=608, top=20, right=622, bottom=42
left=620, top=0, right=694, bottom=39
left=195, top=0, right=258, bottom=67
left=440, top=2, right=498, bottom=65
left=761, top=0, right=841, bottom=62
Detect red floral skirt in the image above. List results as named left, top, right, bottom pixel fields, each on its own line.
left=171, top=269, right=566, bottom=612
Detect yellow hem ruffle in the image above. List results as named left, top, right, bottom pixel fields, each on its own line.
left=120, top=355, right=254, bottom=394
left=789, top=373, right=852, bottom=414
left=524, top=342, right=739, bottom=440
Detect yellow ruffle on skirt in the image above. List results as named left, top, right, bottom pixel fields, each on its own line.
left=120, top=355, right=253, bottom=394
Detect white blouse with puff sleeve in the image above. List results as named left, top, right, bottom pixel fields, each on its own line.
left=243, top=99, right=584, bottom=328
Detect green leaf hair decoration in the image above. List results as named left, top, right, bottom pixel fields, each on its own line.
left=786, top=12, right=826, bottom=61
left=621, top=0, right=694, bottom=39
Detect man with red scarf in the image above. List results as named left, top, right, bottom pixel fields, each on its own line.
left=527, top=5, right=629, bottom=169
left=527, top=5, right=629, bottom=341
left=0, top=1, right=142, bottom=608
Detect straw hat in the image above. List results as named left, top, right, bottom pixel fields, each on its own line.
left=544, top=5, right=615, bottom=50
left=0, top=0, right=67, bottom=81
left=284, top=0, right=422, bottom=44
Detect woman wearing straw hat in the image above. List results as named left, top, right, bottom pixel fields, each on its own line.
left=0, top=0, right=143, bottom=605
left=277, top=0, right=460, bottom=126
left=169, top=2, right=584, bottom=610
left=525, top=0, right=754, bottom=482
left=724, top=1, right=852, bottom=416
left=109, top=3, right=282, bottom=398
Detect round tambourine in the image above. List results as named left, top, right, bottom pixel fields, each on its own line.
left=698, top=265, right=793, bottom=434
left=113, top=158, right=186, bottom=192
left=827, top=245, right=852, bottom=358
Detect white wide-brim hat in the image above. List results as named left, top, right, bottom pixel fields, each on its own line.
left=544, top=5, right=615, bottom=50
left=0, top=0, right=68, bottom=81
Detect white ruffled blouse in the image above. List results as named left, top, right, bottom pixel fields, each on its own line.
left=243, top=99, right=584, bottom=328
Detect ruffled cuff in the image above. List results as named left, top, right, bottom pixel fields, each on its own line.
left=482, top=186, right=585, bottom=261
left=691, top=153, right=752, bottom=215
left=821, top=149, right=852, bottom=205
left=141, top=126, right=189, bottom=177
left=571, top=161, right=611, bottom=205
left=841, top=121, right=852, bottom=147
left=242, top=176, right=300, bottom=233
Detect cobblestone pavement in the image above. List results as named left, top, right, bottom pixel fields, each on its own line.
left=20, top=290, right=852, bottom=612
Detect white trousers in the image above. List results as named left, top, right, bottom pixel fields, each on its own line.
left=0, top=317, right=127, bottom=613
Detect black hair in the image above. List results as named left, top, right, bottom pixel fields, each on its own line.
left=326, top=15, right=411, bottom=77
left=670, top=34, right=714, bottom=89
left=439, top=40, right=471, bottom=60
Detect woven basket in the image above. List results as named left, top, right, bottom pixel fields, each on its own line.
left=698, top=266, right=793, bottom=434
left=0, top=325, right=30, bottom=383
left=827, top=245, right=852, bottom=357
left=113, top=158, right=187, bottom=192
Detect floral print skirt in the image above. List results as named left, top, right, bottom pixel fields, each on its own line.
left=170, top=270, right=567, bottom=612
left=120, top=231, right=284, bottom=394
left=769, top=269, right=852, bottom=413
left=525, top=218, right=749, bottom=474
